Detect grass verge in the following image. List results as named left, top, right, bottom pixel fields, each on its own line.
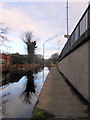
left=31, top=108, right=55, bottom=120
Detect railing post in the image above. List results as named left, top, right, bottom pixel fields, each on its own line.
left=78, top=24, right=80, bottom=38
left=88, top=4, right=90, bottom=28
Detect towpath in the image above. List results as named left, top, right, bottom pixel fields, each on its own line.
left=35, top=67, right=89, bottom=118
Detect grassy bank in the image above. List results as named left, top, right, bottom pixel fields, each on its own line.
left=31, top=108, right=55, bottom=120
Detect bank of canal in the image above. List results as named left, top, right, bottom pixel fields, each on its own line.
left=0, top=67, right=49, bottom=119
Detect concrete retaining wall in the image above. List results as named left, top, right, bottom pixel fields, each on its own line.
left=58, top=40, right=90, bottom=102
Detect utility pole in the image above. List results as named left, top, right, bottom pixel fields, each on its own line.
left=58, top=40, right=60, bottom=55
left=43, top=35, right=58, bottom=66
left=67, top=0, right=69, bottom=37
left=43, top=43, right=44, bottom=66
left=64, top=0, right=70, bottom=39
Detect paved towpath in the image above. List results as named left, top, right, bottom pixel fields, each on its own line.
left=35, top=67, right=89, bottom=118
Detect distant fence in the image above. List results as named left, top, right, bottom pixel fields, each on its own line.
left=59, top=4, right=90, bottom=61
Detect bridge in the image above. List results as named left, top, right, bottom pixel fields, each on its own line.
left=58, top=4, right=90, bottom=103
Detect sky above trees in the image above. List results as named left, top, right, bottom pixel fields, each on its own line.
left=0, top=1, right=89, bottom=58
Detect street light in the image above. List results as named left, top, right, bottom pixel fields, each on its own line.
left=64, top=0, right=70, bottom=40
left=58, top=40, right=60, bottom=55
left=43, top=43, right=45, bottom=66
left=43, top=35, right=58, bottom=66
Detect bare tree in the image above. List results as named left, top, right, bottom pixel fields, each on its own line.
left=0, top=22, right=8, bottom=45
left=22, top=32, right=37, bottom=63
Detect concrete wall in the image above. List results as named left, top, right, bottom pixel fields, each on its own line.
left=58, top=40, right=90, bottom=102
left=88, top=40, right=90, bottom=101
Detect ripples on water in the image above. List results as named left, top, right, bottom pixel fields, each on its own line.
left=0, top=67, right=49, bottom=119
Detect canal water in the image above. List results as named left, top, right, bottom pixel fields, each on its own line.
left=0, top=67, right=49, bottom=119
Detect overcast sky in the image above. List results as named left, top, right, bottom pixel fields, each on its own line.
left=0, top=0, right=89, bottom=58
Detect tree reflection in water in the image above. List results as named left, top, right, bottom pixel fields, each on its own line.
left=21, top=70, right=36, bottom=103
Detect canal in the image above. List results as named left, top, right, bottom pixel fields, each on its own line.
left=0, top=67, right=49, bottom=119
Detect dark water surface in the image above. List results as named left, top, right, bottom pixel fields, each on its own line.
left=0, top=67, right=49, bottom=119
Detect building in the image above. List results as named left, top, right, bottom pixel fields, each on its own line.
left=0, top=54, right=10, bottom=72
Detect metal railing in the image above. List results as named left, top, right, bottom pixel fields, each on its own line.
left=60, top=4, right=90, bottom=60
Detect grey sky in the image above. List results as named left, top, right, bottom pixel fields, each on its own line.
left=0, top=1, right=89, bottom=58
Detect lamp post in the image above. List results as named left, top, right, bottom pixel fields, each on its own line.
left=64, top=0, right=70, bottom=40
left=58, top=40, right=60, bottom=55
left=43, top=43, right=45, bottom=67
left=43, top=35, right=59, bottom=67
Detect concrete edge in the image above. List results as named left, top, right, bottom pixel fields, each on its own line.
left=31, top=70, right=55, bottom=118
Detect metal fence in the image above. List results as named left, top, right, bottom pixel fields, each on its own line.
left=60, top=4, right=90, bottom=60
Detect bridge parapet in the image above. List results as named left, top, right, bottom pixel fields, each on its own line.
left=58, top=4, right=90, bottom=103
left=59, top=4, right=90, bottom=61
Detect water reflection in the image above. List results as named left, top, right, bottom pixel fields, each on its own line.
left=21, top=70, right=36, bottom=103
left=2, top=71, right=24, bottom=86
left=0, top=67, right=49, bottom=118
left=1, top=66, right=44, bottom=87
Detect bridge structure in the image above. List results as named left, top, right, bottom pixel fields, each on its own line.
left=58, top=4, right=90, bottom=103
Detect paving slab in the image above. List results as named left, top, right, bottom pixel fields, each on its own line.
left=35, top=67, right=89, bottom=118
